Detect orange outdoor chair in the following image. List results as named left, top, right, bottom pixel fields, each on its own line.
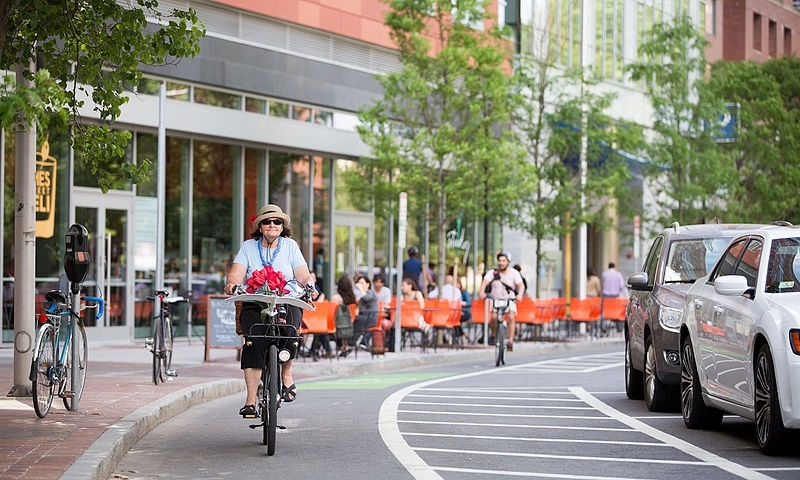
left=601, top=297, right=628, bottom=337
left=300, top=300, right=338, bottom=361
left=514, top=297, right=537, bottom=341
left=469, top=297, right=489, bottom=344
left=425, top=299, right=454, bottom=352
left=398, top=300, right=428, bottom=352
left=568, top=297, right=602, bottom=338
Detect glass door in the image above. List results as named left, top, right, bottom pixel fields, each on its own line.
left=73, top=191, right=134, bottom=341
left=333, top=211, right=374, bottom=281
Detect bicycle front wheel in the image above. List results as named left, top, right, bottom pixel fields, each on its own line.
left=495, top=321, right=506, bottom=367
left=32, top=324, right=56, bottom=418
left=162, top=316, right=174, bottom=378
left=63, top=321, right=88, bottom=410
left=266, top=344, right=279, bottom=455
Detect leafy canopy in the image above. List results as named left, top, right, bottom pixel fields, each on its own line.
left=0, top=0, right=204, bottom=192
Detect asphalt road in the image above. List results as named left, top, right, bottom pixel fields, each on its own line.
left=110, top=346, right=800, bottom=480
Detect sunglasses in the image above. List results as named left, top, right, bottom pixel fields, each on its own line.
left=260, top=218, right=284, bottom=226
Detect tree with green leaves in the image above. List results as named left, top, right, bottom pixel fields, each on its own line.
left=706, top=57, right=800, bottom=223
left=356, top=0, right=530, bottom=288
left=626, top=13, right=732, bottom=226
left=512, top=12, right=637, bottom=295
left=0, top=0, right=204, bottom=191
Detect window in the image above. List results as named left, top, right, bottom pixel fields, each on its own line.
left=769, top=20, right=777, bottom=57
left=753, top=13, right=762, bottom=52
left=715, top=238, right=747, bottom=278
left=193, top=87, right=242, bottom=110
left=245, top=97, right=267, bottom=114
left=784, top=28, right=792, bottom=57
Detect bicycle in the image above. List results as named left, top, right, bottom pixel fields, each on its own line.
left=491, top=297, right=513, bottom=367
left=30, top=289, right=104, bottom=418
left=145, top=289, right=189, bottom=385
left=226, top=284, right=315, bottom=455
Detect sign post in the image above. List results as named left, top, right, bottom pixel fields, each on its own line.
left=394, top=193, right=407, bottom=353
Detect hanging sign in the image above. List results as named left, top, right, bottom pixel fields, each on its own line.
left=35, top=139, right=57, bottom=238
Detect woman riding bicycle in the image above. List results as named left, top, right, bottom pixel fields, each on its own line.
left=478, top=252, right=525, bottom=352
left=224, top=204, right=316, bottom=418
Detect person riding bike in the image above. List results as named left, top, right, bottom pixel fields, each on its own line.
left=478, top=252, right=525, bottom=352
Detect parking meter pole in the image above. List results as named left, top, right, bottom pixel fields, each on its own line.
left=70, top=284, right=82, bottom=409
left=64, top=223, right=91, bottom=410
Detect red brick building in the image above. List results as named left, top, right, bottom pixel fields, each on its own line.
left=707, top=0, right=800, bottom=62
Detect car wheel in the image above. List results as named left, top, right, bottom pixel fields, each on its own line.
left=680, top=335, right=722, bottom=429
left=644, top=336, right=671, bottom=412
left=755, top=344, right=787, bottom=455
left=625, top=334, right=644, bottom=400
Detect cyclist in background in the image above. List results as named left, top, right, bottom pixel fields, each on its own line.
left=479, top=252, right=525, bottom=352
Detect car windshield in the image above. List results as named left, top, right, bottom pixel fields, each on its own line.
left=663, top=238, right=731, bottom=284
left=765, top=237, right=800, bottom=293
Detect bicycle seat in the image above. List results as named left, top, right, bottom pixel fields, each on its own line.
left=44, top=290, right=68, bottom=312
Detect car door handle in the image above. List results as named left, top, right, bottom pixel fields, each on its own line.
left=694, top=299, right=703, bottom=309
left=713, top=306, right=724, bottom=315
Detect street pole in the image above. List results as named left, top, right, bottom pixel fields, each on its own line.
left=394, top=192, right=407, bottom=354
left=9, top=60, right=37, bottom=397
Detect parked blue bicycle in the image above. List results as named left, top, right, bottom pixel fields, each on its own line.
left=30, top=288, right=104, bottom=418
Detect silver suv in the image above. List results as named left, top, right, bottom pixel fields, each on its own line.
left=625, top=222, right=763, bottom=411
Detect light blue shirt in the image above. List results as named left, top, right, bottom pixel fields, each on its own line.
left=232, top=236, right=306, bottom=295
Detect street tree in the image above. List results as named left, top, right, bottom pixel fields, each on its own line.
left=511, top=11, right=637, bottom=294
left=0, top=0, right=204, bottom=191
left=706, top=57, right=800, bottom=223
left=356, top=0, right=530, bottom=287
left=1, top=0, right=203, bottom=395
left=625, top=13, right=732, bottom=226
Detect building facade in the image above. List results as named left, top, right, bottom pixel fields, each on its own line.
left=4, top=0, right=799, bottom=343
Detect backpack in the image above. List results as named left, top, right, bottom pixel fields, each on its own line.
left=484, top=269, right=517, bottom=295
left=334, top=304, right=354, bottom=340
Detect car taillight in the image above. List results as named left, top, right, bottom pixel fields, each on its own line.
left=790, top=329, right=800, bottom=355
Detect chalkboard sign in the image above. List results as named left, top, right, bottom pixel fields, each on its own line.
left=205, top=294, right=241, bottom=361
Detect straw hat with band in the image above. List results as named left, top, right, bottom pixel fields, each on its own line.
left=251, top=204, right=291, bottom=233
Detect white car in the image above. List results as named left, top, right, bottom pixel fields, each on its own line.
left=680, top=223, right=800, bottom=454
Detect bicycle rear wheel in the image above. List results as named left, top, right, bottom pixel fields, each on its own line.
left=32, top=324, right=56, bottom=418
left=162, top=316, right=174, bottom=378
left=63, top=321, right=88, bottom=410
left=266, top=344, right=279, bottom=455
left=495, top=321, right=506, bottom=367
left=152, top=314, right=170, bottom=384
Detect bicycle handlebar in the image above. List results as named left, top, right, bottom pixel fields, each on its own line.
left=82, top=295, right=105, bottom=320
left=225, top=293, right=316, bottom=311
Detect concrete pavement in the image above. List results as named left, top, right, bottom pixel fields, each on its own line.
left=0, top=333, right=622, bottom=480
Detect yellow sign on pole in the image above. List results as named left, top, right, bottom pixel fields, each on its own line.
left=35, top=139, right=57, bottom=238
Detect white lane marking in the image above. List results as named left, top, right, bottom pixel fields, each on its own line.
left=398, top=419, right=635, bottom=433
left=398, top=408, right=616, bottom=420
left=403, top=431, right=666, bottom=447
left=403, top=400, right=594, bottom=411
left=571, top=387, right=774, bottom=480
left=415, top=446, right=708, bottom=465
left=433, top=466, right=652, bottom=480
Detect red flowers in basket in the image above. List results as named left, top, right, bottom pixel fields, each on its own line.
left=245, top=266, right=289, bottom=295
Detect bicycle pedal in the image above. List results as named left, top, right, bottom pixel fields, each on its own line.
left=166, top=369, right=178, bottom=377
left=60, top=391, right=75, bottom=399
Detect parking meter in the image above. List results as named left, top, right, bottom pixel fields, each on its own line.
left=64, top=224, right=91, bottom=292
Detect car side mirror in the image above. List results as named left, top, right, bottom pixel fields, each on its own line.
left=713, top=275, right=749, bottom=296
left=627, top=272, right=651, bottom=292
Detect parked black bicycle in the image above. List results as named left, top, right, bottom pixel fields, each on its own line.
left=225, top=284, right=315, bottom=455
left=145, top=289, right=189, bottom=385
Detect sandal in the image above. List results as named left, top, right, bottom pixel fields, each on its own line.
left=239, top=404, right=258, bottom=418
left=281, top=383, right=297, bottom=403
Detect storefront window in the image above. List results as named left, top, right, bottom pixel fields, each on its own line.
left=268, top=150, right=309, bottom=254
left=192, top=140, right=237, bottom=296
